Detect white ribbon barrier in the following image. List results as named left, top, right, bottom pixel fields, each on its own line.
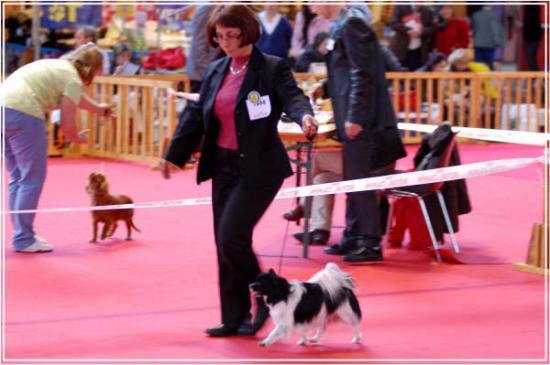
left=3, top=155, right=544, bottom=215
left=398, top=122, right=550, bottom=146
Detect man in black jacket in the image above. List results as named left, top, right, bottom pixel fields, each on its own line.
left=311, top=4, right=406, bottom=262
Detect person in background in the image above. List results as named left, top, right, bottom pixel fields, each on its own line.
left=434, top=5, right=471, bottom=56
left=416, top=51, right=447, bottom=73
left=289, top=5, right=330, bottom=64
left=66, top=25, right=110, bottom=75
left=256, top=5, right=293, bottom=59
left=287, top=149, right=396, bottom=246
left=390, top=4, right=435, bottom=71
left=294, top=31, right=329, bottom=73
left=522, top=5, right=542, bottom=71
left=111, top=42, right=141, bottom=75
left=1, top=43, right=114, bottom=253
left=187, top=5, right=224, bottom=92
left=381, top=44, right=408, bottom=72
left=310, top=4, right=406, bottom=263
left=471, top=5, right=505, bottom=70
left=160, top=5, right=318, bottom=337
left=415, top=52, right=447, bottom=102
left=447, top=48, right=496, bottom=99
left=445, top=48, right=497, bottom=124
left=284, top=149, right=342, bottom=246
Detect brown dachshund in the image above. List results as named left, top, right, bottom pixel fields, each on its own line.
left=86, top=172, right=140, bottom=243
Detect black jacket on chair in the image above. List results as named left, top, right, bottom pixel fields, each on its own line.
left=325, top=7, right=406, bottom=170
left=164, top=47, right=313, bottom=186
left=413, top=127, right=472, bottom=238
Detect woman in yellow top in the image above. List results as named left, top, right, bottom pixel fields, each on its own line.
left=1, top=43, right=114, bottom=253
left=447, top=48, right=498, bottom=99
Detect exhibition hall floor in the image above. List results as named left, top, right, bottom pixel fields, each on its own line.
left=2, top=143, right=546, bottom=363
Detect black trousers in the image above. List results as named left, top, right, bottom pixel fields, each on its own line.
left=525, top=41, right=540, bottom=71
left=343, top=138, right=381, bottom=245
left=211, top=147, right=283, bottom=327
left=190, top=80, right=202, bottom=93
left=404, top=48, right=423, bottom=72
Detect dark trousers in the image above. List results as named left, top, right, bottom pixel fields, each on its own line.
left=211, top=147, right=283, bottom=326
left=404, top=48, right=422, bottom=71
left=190, top=80, right=202, bottom=93
left=474, top=47, right=495, bottom=70
left=525, top=41, right=540, bottom=71
left=343, top=138, right=381, bottom=245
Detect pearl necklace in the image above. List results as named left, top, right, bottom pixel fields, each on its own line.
left=230, top=61, right=249, bottom=76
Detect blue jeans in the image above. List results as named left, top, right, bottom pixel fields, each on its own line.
left=474, top=47, right=495, bottom=70
left=3, top=108, right=48, bottom=250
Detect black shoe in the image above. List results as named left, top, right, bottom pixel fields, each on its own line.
left=324, top=236, right=357, bottom=255
left=238, top=303, right=270, bottom=335
left=343, top=245, right=383, bottom=263
left=293, top=229, right=330, bottom=245
left=205, top=324, right=240, bottom=337
left=311, top=230, right=330, bottom=245
left=324, top=243, right=348, bottom=255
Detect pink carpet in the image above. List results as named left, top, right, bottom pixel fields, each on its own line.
left=2, top=143, right=547, bottom=363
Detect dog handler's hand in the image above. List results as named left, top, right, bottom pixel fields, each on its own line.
left=159, top=159, right=172, bottom=179
left=99, top=103, right=115, bottom=118
left=345, top=121, right=363, bottom=140
left=302, top=114, right=319, bottom=140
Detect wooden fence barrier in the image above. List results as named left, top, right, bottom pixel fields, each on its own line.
left=57, top=75, right=188, bottom=163
left=52, top=71, right=545, bottom=162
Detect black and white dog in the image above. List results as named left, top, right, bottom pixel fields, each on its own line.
left=250, top=263, right=362, bottom=346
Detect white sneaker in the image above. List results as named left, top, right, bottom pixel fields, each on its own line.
left=18, top=238, right=54, bottom=253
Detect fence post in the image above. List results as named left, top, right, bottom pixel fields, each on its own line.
left=469, top=74, right=482, bottom=128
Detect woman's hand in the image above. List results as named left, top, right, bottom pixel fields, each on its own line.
left=302, top=114, right=319, bottom=140
left=345, top=121, right=363, bottom=140
left=98, top=103, right=115, bottom=118
left=167, top=87, right=178, bottom=98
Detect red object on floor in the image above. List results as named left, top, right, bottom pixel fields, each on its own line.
left=2, top=143, right=545, bottom=361
left=386, top=196, right=432, bottom=250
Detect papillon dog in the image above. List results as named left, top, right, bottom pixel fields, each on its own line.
left=250, top=263, right=362, bottom=346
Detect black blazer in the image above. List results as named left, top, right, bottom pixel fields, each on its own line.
left=164, top=46, right=313, bottom=186
left=325, top=7, right=406, bottom=169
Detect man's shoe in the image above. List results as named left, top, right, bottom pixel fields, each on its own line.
left=293, top=229, right=330, bottom=245
left=205, top=324, right=239, bottom=337
left=311, top=230, right=330, bottom=245
left=17, top=238, right=53, bottom=253
left=323, top=243, right=349, bottom=255
left=283, top=205, right=304, bottom=221
left=344, top=246, right=384, bottom=263
left=323, top=236, right=357, bottom=255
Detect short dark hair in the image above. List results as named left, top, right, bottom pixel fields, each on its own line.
left=206, top=5, right=260, bottom=48
left=79, top=25, right=98, bottom=43
left=113, top=42, right=132, bottom=57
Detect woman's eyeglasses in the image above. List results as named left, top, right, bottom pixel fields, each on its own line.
left=213, top=32, right=242, bottom=42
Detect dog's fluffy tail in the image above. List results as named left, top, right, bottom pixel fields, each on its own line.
left=308, top=263, right=355, bottom=302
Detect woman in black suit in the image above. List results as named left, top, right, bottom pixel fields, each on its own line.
left=160, top=5, right=318, bottom=337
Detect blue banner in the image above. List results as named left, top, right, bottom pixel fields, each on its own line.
left=41, top=4, right=102, bottom=29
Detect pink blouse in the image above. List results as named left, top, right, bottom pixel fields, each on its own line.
left=214, top=55, right=250, bottom=150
